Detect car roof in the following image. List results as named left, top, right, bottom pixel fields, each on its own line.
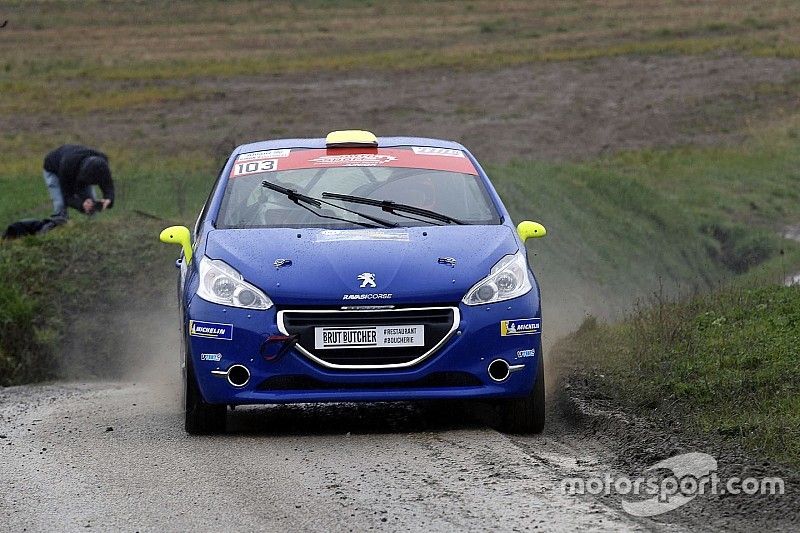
left=233, top=136, right=469, bottom=156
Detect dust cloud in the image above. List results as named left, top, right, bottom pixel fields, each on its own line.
left=57, top=291, right=181, bottom=404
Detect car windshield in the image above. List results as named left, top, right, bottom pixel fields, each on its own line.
left=216, top=147, right=501, bottom=229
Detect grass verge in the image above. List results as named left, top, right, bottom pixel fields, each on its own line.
left=488, top=121, right=800, bottom=326
left=0, top=216, right=174, bottom=385
left=553, top=283, right=800, bottom=468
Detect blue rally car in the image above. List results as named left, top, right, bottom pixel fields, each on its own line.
left=160, top=130, right=547, bottom=434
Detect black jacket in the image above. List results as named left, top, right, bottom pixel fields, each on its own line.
left=43, top=144, right=115, bottom=211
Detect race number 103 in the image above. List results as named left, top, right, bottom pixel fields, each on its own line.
left=233, top=159, right=278, bottom=177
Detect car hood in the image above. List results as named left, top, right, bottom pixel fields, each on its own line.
left=203, top=226, right=520, bottom=306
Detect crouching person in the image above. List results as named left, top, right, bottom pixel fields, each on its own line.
left=43, top=144, right=115, bottom=222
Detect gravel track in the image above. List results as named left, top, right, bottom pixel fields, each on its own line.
left=0, top=379, right=682, bottom=532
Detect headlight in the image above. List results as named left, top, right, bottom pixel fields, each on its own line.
left=197, top=257, right=273, bottom=310
left=462, top=250, right=532, bottom=305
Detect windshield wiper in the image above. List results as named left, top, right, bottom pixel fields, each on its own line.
left=320, top=192, right=466, bottom=225
left=262, top=181, right=396, bottom=229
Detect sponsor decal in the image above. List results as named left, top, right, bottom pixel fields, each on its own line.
left=310, top=153, right=397, bottom=167
left=342, top=293, right=393, bottom=300
left=315, top=229, right=410, bottom=242
left=200, top=353, right=223, bottom=362
left=357, top=272, right=377, bottom=288
left=236, top=149, right=291, bottom=161
left=411, top=146, right=465, bottom=158
left=232, top=159, right=278, bottom=177
left=437, top=257, right=457, bottom=267
left=315, top=325, right=424, bottom=349
left=516, top=348, right=536, bottom=358
left=189, top=320, right=233, bottom=340
left=500, top=318, right=541, bottom=336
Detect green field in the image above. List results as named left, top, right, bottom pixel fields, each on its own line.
left=4, top=0, right=800, bottom=81
left=1, top=0, right=800, bottom=466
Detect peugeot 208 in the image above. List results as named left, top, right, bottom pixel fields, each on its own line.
left=160, top=130, right=547, bottom=434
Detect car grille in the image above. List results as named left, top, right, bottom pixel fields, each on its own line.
left=277, top=306, right=460, bottom=369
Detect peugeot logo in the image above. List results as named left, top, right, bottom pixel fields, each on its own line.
left=357, top=272, right=376, bottom=288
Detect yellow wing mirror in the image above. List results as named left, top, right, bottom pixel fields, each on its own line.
left=159, top=225, right=193, bottom=263
left=517, top=221, right=547, bottom=242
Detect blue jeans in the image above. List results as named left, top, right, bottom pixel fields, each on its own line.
left=43, top=170, right=95, bottom=220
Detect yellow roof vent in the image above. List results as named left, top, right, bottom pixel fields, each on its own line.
left=325, top=130, right=378, bottom=148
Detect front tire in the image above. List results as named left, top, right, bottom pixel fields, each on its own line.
left=500, top=355, right=545, bottom=434
left=184, top=357, right=226, bottom=435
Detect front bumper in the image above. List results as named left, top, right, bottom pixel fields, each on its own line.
left=185, top=295, right=542, bottom=405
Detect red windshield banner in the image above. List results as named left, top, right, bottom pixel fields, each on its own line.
left=231, top=147, right=478, bottom=178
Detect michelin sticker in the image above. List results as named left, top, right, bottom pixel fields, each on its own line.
left=189, top=320, right=233, bottom=340
left=516, top=348, right=536, bottom=359
left=200, top=353, right=223, bottom=362
left=500, top=318, right=541, bottom=336
left=411, top=146, right=465, bottom=158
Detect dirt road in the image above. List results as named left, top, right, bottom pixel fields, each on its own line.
left=3, top=329, right=797, bottom=532
left=1, top=379, right=674, bottom=532
left=0, top=303, right=670, bottom=531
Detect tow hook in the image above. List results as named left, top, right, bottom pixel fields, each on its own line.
left=261, top=334, right=299, bottom=361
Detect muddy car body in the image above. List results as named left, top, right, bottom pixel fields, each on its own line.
left=160, top=131, right=547, bottom=434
